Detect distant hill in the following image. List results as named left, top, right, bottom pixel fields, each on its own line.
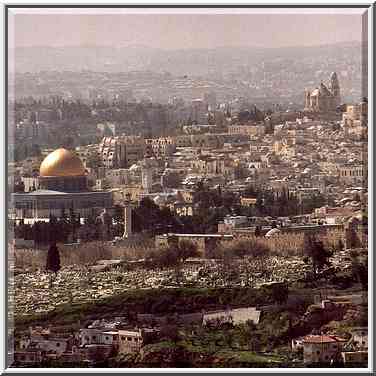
left=9, top=41, right=362, bottom=76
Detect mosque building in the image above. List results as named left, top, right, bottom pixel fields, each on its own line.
left=11, top=148, right=113, bottom=222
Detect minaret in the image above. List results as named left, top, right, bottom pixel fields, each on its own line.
left=329, top=72, right=341, bottom=108
left=123, top=193, right=133, bottom=239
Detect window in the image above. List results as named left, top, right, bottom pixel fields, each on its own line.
left=92, top=336, right=96, bottom=340
left=121, top=336, right=126, bottom=341
left=56, top=343, right=60, bottom=347
left=316, top=351, right=320, bottom=355
left=105, top=337, right=109, bottom=340
left=127, top=337, right=133, bottom=341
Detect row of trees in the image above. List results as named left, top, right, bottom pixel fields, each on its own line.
left=12, top=198, right=182, bottom=245
left=172, top=183, right=330, bottom=235
left=13, top=207, right=123, bottom=245
left=303, top=236, right=333, bottom=278
left=242, top=185, right=329, bottom=217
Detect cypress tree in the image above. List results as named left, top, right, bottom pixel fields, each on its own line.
left=46, top=243, right=61, bottom=274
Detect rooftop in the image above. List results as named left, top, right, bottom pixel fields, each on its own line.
left=303, top=335, right=346, bottom=344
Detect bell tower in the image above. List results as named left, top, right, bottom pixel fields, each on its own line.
left=329, top=72, right=341, bottom=107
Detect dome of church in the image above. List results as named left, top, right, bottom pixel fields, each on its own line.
left=40, top=148, right=86, bottom=177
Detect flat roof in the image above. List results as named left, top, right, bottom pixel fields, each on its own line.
left=12, top=190, right=111, bottom=197
left=160, top=233, right=233, bottom=238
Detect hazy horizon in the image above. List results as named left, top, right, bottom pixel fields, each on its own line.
left=10, top=40, right=361, bottom=51
left=8, top=11, right=365, bottom=50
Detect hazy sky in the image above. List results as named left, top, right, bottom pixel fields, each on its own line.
left=9, top=9, right=365, bottom=49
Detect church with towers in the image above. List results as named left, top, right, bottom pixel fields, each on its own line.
left=304, top=72, right=341, bottom=112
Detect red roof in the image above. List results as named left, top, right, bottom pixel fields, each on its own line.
left=303, top=335, right=346, bottom=344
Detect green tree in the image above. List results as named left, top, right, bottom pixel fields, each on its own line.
left=69, top=208, right=78, bottom=242
left=271, top=281, right=289, bottom=305
left=350, top=250, right=368, bottom=290
left=176, top=240, right=199, bottom=262
left=46, top=243, right=61, bottom=274
left=160, top=324, right=180, bottom=344
left=304, top=235, right=332, bottom=277
left=254, top=226, right=262, bottom=237
left=336, top=239, right=345, bottom=252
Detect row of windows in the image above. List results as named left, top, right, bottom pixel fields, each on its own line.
left=340, top=169, right=363, bottom=177
left=21, top=341, right=62, bottom=348
left=83, top=335, right=110, bottom=341
left=120, top=336, right=142, bottom=342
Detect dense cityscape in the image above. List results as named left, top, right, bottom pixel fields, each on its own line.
left=7, top=11, right=368, bottom=370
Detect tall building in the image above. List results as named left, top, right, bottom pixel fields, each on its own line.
left=145, top=137, right=176, bottom=158
left=99, top=136, right=145, bottom=169
left=191, top=99, right=208, bottom=124
left=328, top=72, right=341, bottom=108
left=342, top=100, right=368, bottom=128
left=304, top=72, right=341, bottom=112
left=203, top=91, right=217, bottom=111
left=141, top=160, right=153, bottom=194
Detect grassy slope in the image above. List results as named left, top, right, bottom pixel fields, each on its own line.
left=14, top=286, right=281, bottom=331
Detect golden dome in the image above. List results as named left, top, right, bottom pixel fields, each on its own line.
left=40, top=148, right=85, bottom=177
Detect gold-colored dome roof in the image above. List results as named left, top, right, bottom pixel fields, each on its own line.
left=40, top=148, right=85, bottom=177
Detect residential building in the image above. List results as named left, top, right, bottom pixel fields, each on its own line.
left=99, top=136, right=145, bottom=169
left=351, top=327, right=368, bottom=350
left=145, top=137, right=176, bottom=158
left=118, top=328, right=158, bottom=354
left=302, top=334, right=346, bottom=364
left=228, top=124, right=265, bottom=138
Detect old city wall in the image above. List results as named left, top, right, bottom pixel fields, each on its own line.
left=233, top=226, right=348, bottom=255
